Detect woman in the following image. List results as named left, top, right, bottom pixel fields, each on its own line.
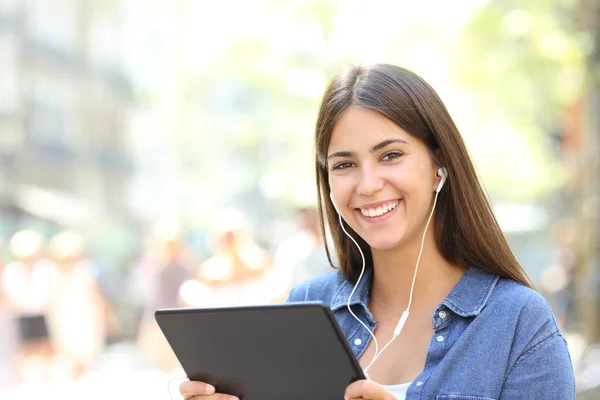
left=46, top=230, right=107, bottom=378
left=1, top=230, right=57, bottom=380
left=179, top=64, right=575, bottom=399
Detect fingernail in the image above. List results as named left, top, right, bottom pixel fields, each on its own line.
left=229, top=397, right=239, bottom=400
left=204, top=384, right=215, bottom=393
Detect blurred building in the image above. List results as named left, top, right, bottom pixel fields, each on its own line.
left=0, top=0, right=134, bottom=236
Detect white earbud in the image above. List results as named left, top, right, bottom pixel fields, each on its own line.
left=436, top=167, right=448, bottom=193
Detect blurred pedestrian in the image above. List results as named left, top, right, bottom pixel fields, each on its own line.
left=273, top=206, right=334, bottom=288
left=187, top=208, right=280, bottom=307
left=1, top=229, right=57, bottom=380
left=135, top=219, right=194, bottom=373
left=46, top=230, right=108, bottom=379
left=0, top=238, right=18, bottom=387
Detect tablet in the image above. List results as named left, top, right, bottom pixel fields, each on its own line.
left=155, top=302, right=365, bottom=400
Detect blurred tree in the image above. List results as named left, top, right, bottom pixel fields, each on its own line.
left=134, top=0, right=592, bottom=237
left=458, top=0, right=600, bottom=342
left=170, top=0, right=342, bottom=228
left=456, top=0, right=588, bottom=201
left=571, top=0, right=600, bottom=343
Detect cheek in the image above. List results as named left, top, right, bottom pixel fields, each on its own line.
left=392, top=164, right=431, bottom=196
left=403, top=186, right=436, bottom=224
left=329, top=175, right=356, bottom=206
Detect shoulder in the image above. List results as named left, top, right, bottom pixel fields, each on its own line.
left=486, top=277, right=565, bottom=360
left=485, top=279, right=575, bottom=393
left=490, top=277, right=558, bottom=329
left=285, top=269, right=346, bottom=304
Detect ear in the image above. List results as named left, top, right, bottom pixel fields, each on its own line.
left=432, top=150, right=443, bottom=191
left=435, top=167, right=448, bottom=193
left=432, top=163, right=441, bottom=192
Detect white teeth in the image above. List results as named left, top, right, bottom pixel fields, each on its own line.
left=360, top=200, right=399, bottom=218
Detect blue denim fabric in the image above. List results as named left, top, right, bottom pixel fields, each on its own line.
left=286, top=267, right=575, bottom=399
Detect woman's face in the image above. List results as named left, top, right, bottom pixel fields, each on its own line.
left=327, top=106, right=441, bottom=251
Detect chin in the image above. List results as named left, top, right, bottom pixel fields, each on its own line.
left=364, top=235, right=405, bottom=252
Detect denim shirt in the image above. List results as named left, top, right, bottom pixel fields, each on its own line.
left=285, top=267, right=576, bottom=400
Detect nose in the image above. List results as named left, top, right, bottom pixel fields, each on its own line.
left=356, top=164, right=384, bottom=196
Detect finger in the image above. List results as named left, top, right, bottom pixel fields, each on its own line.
left=345, top=379, right=370, bottom=399
left=179, top=380, right=215, bottom=396
left=345, top=379, right=391, bottom=400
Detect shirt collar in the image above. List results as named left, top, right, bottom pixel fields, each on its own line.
left=330, top=267, right=373, bottom=312
left=442, top=267, right=499, bottom=317
left=330, top=266, right=499, bottom=317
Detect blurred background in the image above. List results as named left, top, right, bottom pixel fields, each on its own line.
left=0, top=0, right=599, bottom=398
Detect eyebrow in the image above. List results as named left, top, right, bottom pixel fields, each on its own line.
left=327, top=138, right=409, bottom=159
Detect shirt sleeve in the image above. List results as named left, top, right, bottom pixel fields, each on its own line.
left=499, top=331, right=575, bottom=400
left=284, top=284, right=304, bottom=303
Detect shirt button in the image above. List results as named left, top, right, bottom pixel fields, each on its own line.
left=436, top=335, right=445, bottom=342
left=438, top=310, right=447, bottom=319
left=354, top=338, right=362, bottom=346
left=415, top=381, right=423, bottom=386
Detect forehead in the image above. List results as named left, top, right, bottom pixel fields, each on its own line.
left=328, top=106, right=412, bottom=150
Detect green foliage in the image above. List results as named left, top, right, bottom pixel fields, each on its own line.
left=454, top=0, right=587, bottom=199
left=139, top=0, right=590, bottom=223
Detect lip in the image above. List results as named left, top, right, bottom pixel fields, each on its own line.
left=354, top=198, right=402, bottom=223
left=356, top=199, right=402, bottom=209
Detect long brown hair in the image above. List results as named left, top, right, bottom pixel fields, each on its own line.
left=315, top=64, right=534, bottom=289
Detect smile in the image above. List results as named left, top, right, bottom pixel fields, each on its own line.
left=359, top=200, right=400, bottom=218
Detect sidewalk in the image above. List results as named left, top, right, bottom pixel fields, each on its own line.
left=0, top=342, right=184, bottom=400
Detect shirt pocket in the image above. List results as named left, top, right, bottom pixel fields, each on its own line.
left=436, top=396, right=496, bottom=400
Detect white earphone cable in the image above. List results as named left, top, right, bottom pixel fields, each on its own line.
left=341, top=189, right=440, bottom=373
left=409, top=189, right=439, bottom=310
left=167, top=375, right=188, bottom=400
left=340, top=213, right=380, bottom=370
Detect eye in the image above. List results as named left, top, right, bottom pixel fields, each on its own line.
left=381, top=151, right=403, bottom=161
left=331, top=161, right=354, bottom=171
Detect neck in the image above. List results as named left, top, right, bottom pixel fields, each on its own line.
left=369, top=228, right=465, bottom=314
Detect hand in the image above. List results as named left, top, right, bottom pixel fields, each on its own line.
left=345, top=379, right=396, bottom=400
left=179, top=380, right=239, bottom=400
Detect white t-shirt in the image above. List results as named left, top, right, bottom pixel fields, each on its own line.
left=1, top=260, right=57, bottom=315
left=382, top=381, right=412, bottom=400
